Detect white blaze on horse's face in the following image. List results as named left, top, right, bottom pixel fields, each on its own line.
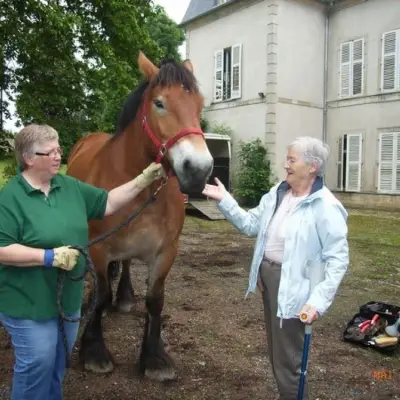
left=169, top=137, right=214, bottom=193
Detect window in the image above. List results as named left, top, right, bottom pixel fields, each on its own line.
left=339, top=38, right=364, bottom=97
left=381, top=29, right=400, bottom=91
left=378, top=132, right=400, bottom=193
left=337, top=133, right=363, bottom=192
left=214, top=44, right=242, bottom=102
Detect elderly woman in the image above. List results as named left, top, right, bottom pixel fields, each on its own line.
left=0, top=124, right=164, bottom=400
left=203, top=136, right=349, bottom=399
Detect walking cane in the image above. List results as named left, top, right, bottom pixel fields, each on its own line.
left=297, top=261, right=326, bottom=400
left=297, top=313, right=312, bottom=400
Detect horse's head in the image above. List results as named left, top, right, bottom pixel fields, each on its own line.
left=138, top=51, right=214, bottom=194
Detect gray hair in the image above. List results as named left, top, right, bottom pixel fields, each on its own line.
left=288, top=136, right=330, bottom=176
left=14, top=124, right=59, bottom=169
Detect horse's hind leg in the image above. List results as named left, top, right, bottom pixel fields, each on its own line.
left=138, top=248, right=177, bottom=382
left=116, top=259, right=135, bottom=313
left=79, top=247, right=115, bottom=373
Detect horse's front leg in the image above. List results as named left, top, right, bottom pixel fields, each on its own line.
left=79, top=246, right=115, bottom=373
left=139, top=248, right=177, bottom=382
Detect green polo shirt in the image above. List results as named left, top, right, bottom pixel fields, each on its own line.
left=0, top=170, right=108, bottom=320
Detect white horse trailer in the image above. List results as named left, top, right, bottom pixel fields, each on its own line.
left=183, top=132, right=231, bottom=220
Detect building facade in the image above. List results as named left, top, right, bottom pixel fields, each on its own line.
left=181, top=0, right=400, bottom=209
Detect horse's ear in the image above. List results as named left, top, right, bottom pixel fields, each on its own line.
left=138, top=51, right=159, bottom=79
left=183, top=59, right=194, bottom=73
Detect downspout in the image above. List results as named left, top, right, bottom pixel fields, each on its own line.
left=322, top=1, right=334, bottom=143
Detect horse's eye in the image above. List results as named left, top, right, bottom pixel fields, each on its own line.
left=153, top=100, right=164, bottom=109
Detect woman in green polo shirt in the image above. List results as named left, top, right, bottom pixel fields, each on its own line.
left=0, top=124, right=164, bottom=400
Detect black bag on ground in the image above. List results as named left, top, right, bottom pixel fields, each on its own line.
left=342, top=301, right=400, bottom=354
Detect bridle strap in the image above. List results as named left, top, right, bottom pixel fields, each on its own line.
left=141, top=102, right=204, bottom=174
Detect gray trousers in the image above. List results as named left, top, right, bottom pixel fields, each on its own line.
left=259, top=259, right=309, bottom=400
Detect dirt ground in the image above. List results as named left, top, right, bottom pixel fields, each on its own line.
left=0, top=209, right=399, bottom=400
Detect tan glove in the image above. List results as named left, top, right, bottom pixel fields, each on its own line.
left=133, top=162, right=165, bottom=189
left=53, top=246, right=80, bottom=271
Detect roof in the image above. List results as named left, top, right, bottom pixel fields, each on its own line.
left=180, top=0, right=338, bottom=26
left=180, top=0, right=238, bottom=26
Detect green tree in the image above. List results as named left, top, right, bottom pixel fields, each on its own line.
left=147, top=5, right=185, bottom=62
left=0, top=0, right=186, bottom=158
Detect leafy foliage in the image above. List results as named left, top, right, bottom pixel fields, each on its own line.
left=0, top=129, right=14, bottom=158
left=2, top=156, right=17, bottom=184
left=0, top=0, right=186, bottom=159
left=200, top=115, right=209, bottom=132
left=148, top=5, right=185, bottom=62
left=209, top=121, right=233, bottom=136
left=234, top=138, right=273, bottom=207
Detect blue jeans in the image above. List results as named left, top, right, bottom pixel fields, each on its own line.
left=0, top=311, right=80, bottom=400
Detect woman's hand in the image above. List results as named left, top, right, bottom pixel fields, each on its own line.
left=135, top=162, right=166, bottom=189
left=105, top=162, right=166, bottom=216
left=47, top=246, right=80, bottom=271
left=202, top=177, right=227, bottom=202
left=296, top=304, right=319, bottom=324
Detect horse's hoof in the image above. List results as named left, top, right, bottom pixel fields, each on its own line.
left=84, top=360, right=114, bottom=374
left=144, top=367, right=177, bottom=382
left=116, top=301, right=133, bottom=313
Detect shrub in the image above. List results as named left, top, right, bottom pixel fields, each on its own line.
left=200, top=115, right=209, bottom=132
left=0, top=130, right=14, bottom=159
left=234, top=138, right=273, bottom=207
left=2, top=157, right=18, bottom=184
left=209, top=121, right=232, bottom=136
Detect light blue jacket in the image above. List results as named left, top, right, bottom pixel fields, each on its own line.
left=216, top=176, right=349, bottom=320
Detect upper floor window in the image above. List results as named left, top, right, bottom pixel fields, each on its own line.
left=381, top=29, right=400, bottom=91
left=213, top=44, right=242, bottom=102
left=339, top=38, right=364, bottom=98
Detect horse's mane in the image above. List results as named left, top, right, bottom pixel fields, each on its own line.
left=113, top=59, right=199, bottom=138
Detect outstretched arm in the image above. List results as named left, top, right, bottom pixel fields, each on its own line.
left=203, top=178, right=274, bottom=237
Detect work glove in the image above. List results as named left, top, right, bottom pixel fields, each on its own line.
left=133, top=162, right=165, bottom=189
left=44, top=246, right=80, bottom=271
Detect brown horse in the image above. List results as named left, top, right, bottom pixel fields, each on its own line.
left=66, top=51, right=213, bottom=381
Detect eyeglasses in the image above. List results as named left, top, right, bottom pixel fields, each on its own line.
left=35, top=147, right=63, bottom=157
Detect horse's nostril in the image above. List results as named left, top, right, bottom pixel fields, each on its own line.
left=183, top=159, right=191, bottom=171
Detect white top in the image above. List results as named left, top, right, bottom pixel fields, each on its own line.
left=264, top=191, right=307, bottom=264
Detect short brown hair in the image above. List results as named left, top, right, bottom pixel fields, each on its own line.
left=14, top=124, right=59, bottom=169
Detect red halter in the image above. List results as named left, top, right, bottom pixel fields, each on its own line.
left=141, top=102, right=204, bottom=176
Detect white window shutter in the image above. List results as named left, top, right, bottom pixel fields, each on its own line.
left=337, top=136, right=344, bottom=190
left=378, top=133, right=395, bottom=192
left=352, top=38, right=364, bottom=95
left=396, top=133, right=400, bottom=192
left=345, top=133, right=362, bottom=192
left=340, top=42, right=351, bottom=97
left=214, top=49, right=224, bottom=102
left=230, top=43, right=242, bottom=99
left=381, top=31, right=398, bottom=91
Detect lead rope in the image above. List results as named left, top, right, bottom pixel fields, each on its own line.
left=57, top=178, right=168, bottom=368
